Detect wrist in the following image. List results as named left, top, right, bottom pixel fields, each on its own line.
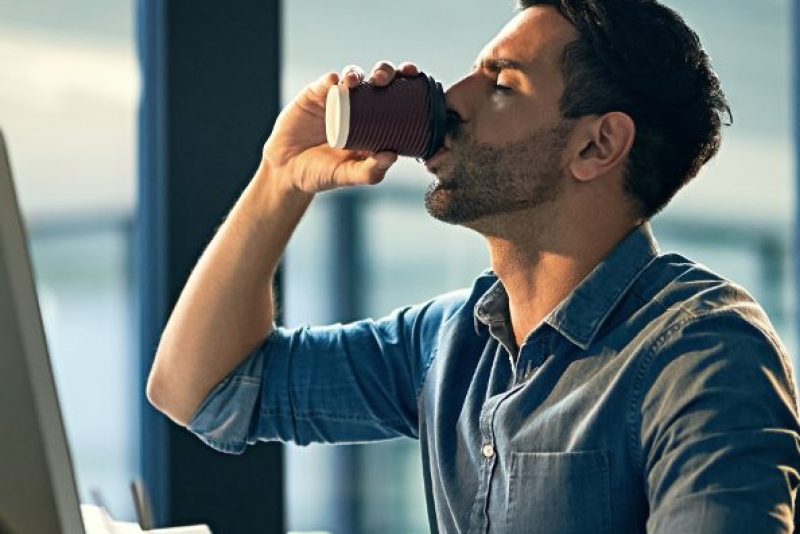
left=251, top=159, right=315, bottom=208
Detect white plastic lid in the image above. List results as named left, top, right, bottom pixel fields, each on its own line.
left=325, top=84, right=351, bottom=149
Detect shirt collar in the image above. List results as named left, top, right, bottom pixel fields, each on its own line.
left=473, top=222, right=660, bottom=350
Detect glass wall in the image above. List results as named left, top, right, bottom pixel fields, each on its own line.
left=283, top=1, right=796, bottom=533
left=0, top=0, right=139, bottom=521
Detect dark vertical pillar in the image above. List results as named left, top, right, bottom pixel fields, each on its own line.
left=330, top=190, right=366, bottom=324
left=329, top=189, right=367, bottom=534
left=137, top=1, right=284, bottom=532
left=794, top=0, right=800, bottom=368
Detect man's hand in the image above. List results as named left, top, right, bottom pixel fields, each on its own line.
left=263, top=60, right=420, bottom=193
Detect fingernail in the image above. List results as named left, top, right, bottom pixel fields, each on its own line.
left=377, top=155, right=396, bottom=169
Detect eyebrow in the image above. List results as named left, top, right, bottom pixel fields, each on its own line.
left=473, top=57, right=530, bottom=74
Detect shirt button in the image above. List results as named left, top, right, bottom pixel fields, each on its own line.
left=482, top=444, right=495, bottom=459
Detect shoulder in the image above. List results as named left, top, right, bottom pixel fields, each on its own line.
left=632, top=251, right=780, bottom=339
left=637, top=252, right=759, bottom=314
left=627, top=252, right=797, bottom=404
left=636, top=305, right=797, bottom=423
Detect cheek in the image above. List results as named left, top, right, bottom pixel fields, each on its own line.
left=472, top=104, right=538, bottom=145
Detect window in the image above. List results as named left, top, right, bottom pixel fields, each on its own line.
left=0, top=0, right=139, bottom=520
left=283, top=1, right=795, bottom=533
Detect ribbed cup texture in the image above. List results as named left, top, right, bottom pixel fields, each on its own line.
left=345, top=74, right=433, bottom=158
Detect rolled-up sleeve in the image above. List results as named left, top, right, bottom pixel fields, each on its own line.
left=187, top=290, right=467, bottom=454
left=640, top=311, right=800, bottom=533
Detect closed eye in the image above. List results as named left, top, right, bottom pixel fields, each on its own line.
left=493, top=83, right=512, bottom=94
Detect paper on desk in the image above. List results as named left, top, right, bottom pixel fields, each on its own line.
left=81, top=505, right=212, bottom=534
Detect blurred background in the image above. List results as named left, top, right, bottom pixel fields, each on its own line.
left=0, top=0, right=795, bottom=532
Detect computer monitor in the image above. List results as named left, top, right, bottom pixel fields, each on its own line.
left=0, top=130, right=85, bottom=534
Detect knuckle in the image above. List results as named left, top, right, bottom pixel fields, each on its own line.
left=331, top=161, right=345, bottom=185
left=341, top=64, right=362, bottom=76
left=373, top=60, right=395, bottom=73
left=313, top=71, right=339, bottom=91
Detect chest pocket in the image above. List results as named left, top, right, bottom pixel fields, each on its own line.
left=506, top=449, right=611, bottom=534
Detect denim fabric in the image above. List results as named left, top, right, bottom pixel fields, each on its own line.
left=188, top=222, right=800, bottom=533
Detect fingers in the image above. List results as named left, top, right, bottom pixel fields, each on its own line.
left=338, top=61, right=421, bottom=89
left=340, top=64, right=365, bottom=89
left=333, top=150, right=398, bottom=187
left=397, top=61, right=420, bottom=77
left=372, top=150, right=398, bottom=170
left=327, top=60, right=414, bottom=186
left=370, top=60, right=396, bottom=86
left=370, top=60, right=420, bottom=87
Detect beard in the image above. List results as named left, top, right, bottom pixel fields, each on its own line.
left=424, top=121, right=574, bottom=225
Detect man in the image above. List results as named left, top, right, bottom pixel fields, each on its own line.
left=146, top=1, right=800, bottom=532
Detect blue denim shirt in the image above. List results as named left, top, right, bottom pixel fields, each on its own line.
left=188, top=222, right=800, bottom=533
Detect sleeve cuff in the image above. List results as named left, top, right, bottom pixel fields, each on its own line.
left=186, top=336, right=269, bottom=454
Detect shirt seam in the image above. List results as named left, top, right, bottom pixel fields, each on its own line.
left=627, top=310, right=696, bottom=477
left=628, top=284, right=690, bottom=317
left=198, top=434, right=245, bottom=453
left=629, top=282, right=711, bottom=322
left=627, top=308, right=796, bottom=481
left=226, top=375, right=260, bottom=385
left=415, top=346, right=439, bottom=400
left=415, top=302, right=468, bottom=400
left=725, top=309, right=799, bottom=412
left=259, top=408, right=405, bottom=424
left=286, top=328, right=301, bottom=442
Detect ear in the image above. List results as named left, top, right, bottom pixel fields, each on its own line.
left=568, top=112, right=636, bottom=183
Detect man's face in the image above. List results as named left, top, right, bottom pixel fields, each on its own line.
left=424, top=7, right=579, bottom=226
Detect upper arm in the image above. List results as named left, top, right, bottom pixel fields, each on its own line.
left=187, top=290, right=468, bottom=453
left=639, top=312, right=800, bottom=533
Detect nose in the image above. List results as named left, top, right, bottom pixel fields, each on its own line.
left=444, top=74, right=478, bottom=146
left=443, top=73, right=474, bottom=138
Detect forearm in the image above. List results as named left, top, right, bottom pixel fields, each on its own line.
left=147, top=63, right=402, bottom=427
left=146, top=161, right=314, bottom=426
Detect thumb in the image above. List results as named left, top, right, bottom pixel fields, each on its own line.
left=373, top=151, right=398, bottom=170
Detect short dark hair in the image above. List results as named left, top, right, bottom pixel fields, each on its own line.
left=516, top=0, right=731, bottom=219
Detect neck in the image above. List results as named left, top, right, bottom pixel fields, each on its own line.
left=478, top=204, right=641, bottom=347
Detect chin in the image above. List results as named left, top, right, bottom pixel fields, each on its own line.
left=424, top=195, right=481, bottom=226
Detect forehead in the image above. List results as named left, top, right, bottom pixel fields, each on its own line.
left=474, top=6, right=578, bottom=73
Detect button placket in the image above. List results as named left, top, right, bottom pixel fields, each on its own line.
left=516, top=331, right=551, bottom=385
left=470, top=377, right=534, bottom=533
left=522, top=359, right=535, bottom=382
left=467, top=394, right=500, bottom=532
left=479, top=396, right=499, bottom=467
